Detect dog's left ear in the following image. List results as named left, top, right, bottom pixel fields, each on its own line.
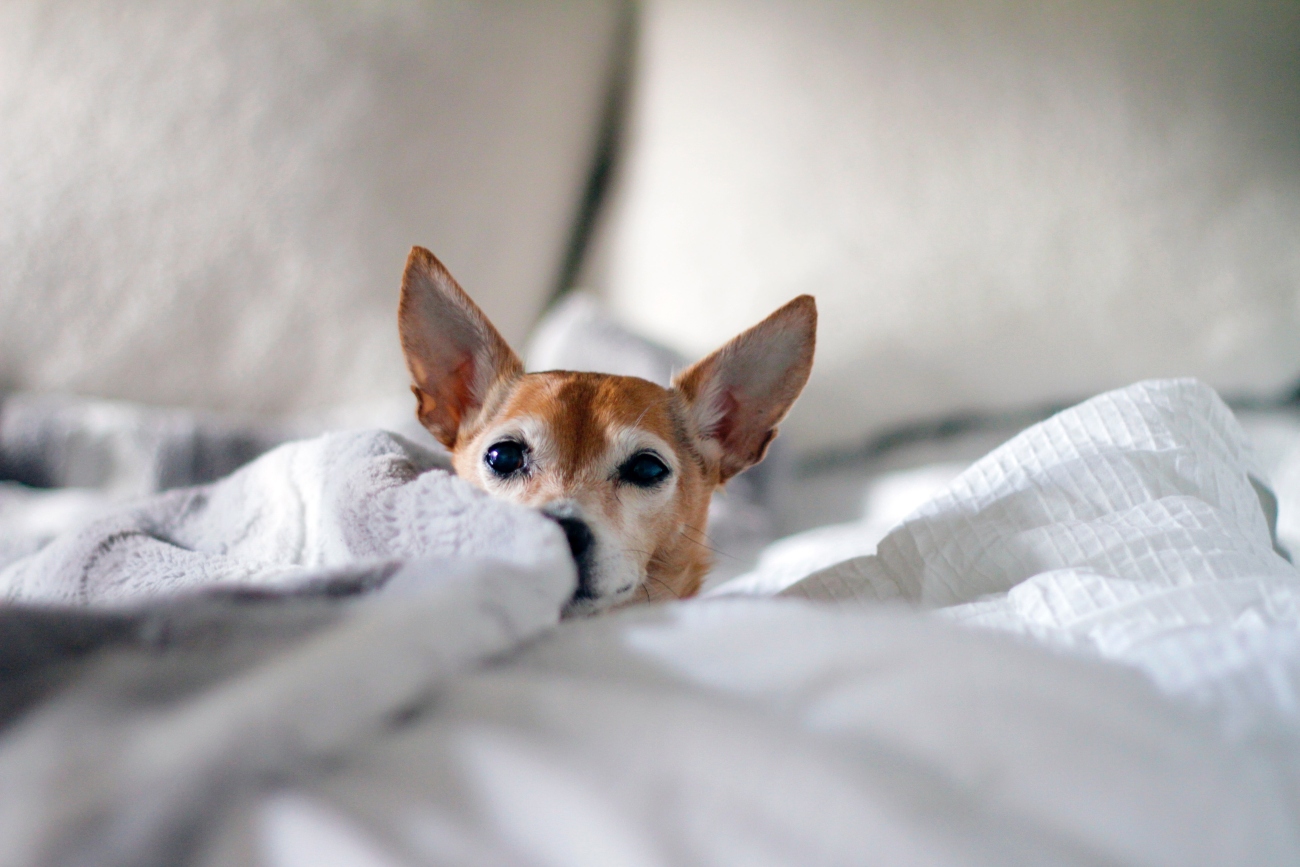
left=673, top=296, right=816, bottom=482
left=398, top=246, right=523, bottom=448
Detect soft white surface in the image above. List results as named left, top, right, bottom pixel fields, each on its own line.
left=710, top=461, right=967, bottom=597
left=253, top=600, right=1294, bottom=866
left=0, top=482, right=117, bottom=571
left=598, top=0, right=1300, bottom=453
left=0, top=390, right=453, bottom=573
left=1238, top=408, right=1300, bottom=559
left=5, top=379, right=1300, bottom=865
left=783, top=379, right=1292, bottom=610
left=273, top=380, right=1296, bottom=865
left=0, top=558, right=576, bottom=867
left=0, top=0, right=619, bottom=414
left=763, top=379, right=1300, bottom=755
left=0, top=430, right=571, bottom=604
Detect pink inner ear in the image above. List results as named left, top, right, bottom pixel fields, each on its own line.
left=450, top=354, right=476, bottom=404
left=709, top=389, right=740, bottom=444
left=415, top=352, right=477, bottom=444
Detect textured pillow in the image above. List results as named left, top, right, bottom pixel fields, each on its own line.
left=597, top=0, right=1300, bottom=454
left=0, top=0, right=619, bottom=415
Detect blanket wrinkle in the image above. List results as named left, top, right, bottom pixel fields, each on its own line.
left=4, top=379, right=1300, bottom=866
left=774, top=380, right=1300, bottom=760
left=0, top=557, right=573, bottom=867
left=0, top=421, right=575, bottom=864
left=0, top=429, right=570, bottom=605
left=785, top=379, right=1290, bottom=608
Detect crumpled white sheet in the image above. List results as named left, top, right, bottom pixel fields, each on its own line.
left=0, top=558, right=577, bottom=867
left=237, top=600, right=1292, bottom=867
left=0, top=429, right=578, bottom=866
left=5, top=379, right=1300, bottom=866
left=0, top=429, right=571, bottom=604
left=772, top=381, right=1300, bottom=739
left=783, top=378, right=1290, bottom=607
left=191, top=379, right=1299, bottom=866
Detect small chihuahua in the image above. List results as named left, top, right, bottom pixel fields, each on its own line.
left=398, top=247, right=815, bottom=615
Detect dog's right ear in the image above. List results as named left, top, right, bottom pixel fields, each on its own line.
left=398, top=247, right=523, bottom=448
left=673, top=295, right=816, bottom=483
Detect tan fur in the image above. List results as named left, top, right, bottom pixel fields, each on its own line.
left=450, top=372, right=715, bottom=603
left=398, top=246, right=815, bottom=614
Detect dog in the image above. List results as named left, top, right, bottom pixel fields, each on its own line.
left=398, top=247, right=816, bottom=615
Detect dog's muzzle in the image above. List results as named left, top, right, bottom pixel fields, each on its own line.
left=543, top=505, right=596, bottom=602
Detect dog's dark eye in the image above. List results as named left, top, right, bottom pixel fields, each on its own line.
left=484, top=441, right=527, bottom=477
left=619, top=452, right=671, bottom=488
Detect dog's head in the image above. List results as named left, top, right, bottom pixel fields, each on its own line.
left=398, top=247, right=815, bottom=615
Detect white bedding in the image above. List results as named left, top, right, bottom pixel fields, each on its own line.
left=2, top=379, right=1298, bottom=866
left=0, top=429, right=571, bottom=605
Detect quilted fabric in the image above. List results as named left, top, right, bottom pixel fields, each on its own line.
left=783, top=380, right=1300, bottom=739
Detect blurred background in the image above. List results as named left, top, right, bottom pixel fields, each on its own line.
left=1, top=0, right=1298, bottom=475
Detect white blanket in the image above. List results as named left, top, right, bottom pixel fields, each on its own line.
left=772, top=381, right=1300, bottom=744
left=0, top=429, right=571, bottom=604
left=0, top=430, right=578, bottom=866
left=2, top=380, right=1298, bottom=866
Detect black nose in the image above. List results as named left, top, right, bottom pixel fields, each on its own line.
left=552, top=516, right=595, bottom=599
left=556, top=517, right=593, bottom=560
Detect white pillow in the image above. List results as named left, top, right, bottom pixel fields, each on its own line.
left=597, top=0, right=1300, bottom=454
left=0, top=0, right=619, bottom=415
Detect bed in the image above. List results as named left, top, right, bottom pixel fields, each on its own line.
left=2, top=2, right=1299, bottom=865
left=2, top=372, right=1298, bottom=866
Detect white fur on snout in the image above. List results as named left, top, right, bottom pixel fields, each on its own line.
left=574, top=427, right=681, bottom=608
left=541, top=498, right=658, bottom=613
left=540, top=428, right=681, bottom=613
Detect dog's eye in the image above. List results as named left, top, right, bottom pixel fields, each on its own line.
left=484, top=441, right=527, bottom=477
left=619, top=452, right=671, bottom=488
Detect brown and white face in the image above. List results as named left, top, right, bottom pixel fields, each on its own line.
left=398, top=247, right=816, bottom=616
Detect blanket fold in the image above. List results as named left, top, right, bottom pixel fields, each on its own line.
left=0, top=557, right=574, bottom=867
left=0, top=430, right=570, bottom=605
left=3, top=379, right=1299, bottom=866
left=786, top=379, right=1295, bottom=618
